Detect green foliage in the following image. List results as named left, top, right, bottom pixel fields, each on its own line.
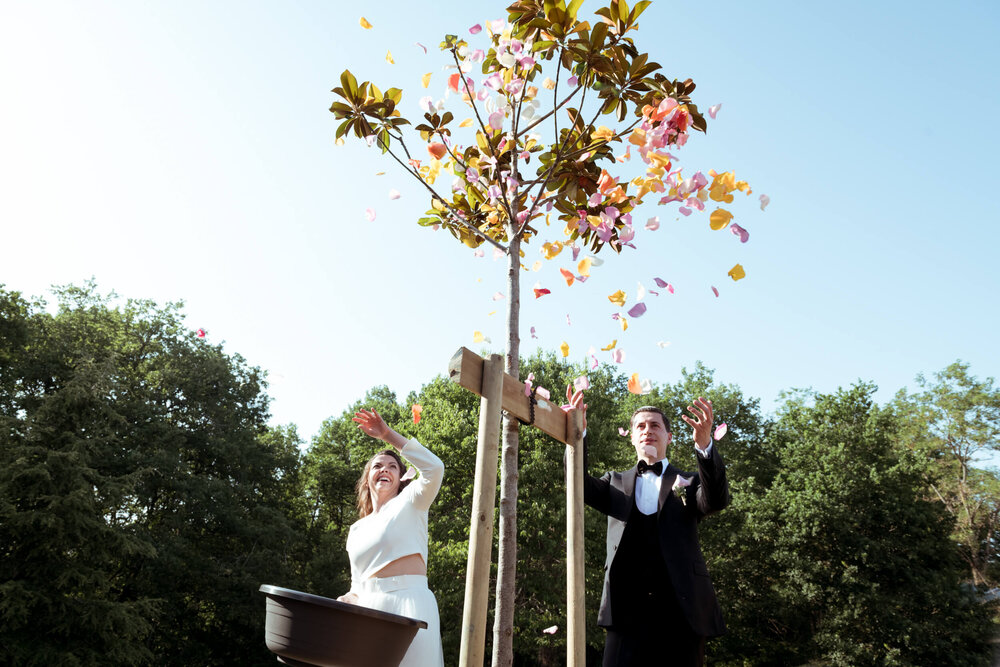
left=0, top=283, right=306, bottom=665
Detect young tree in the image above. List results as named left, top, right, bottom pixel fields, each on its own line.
left=330, top=2, right=761, bottom=661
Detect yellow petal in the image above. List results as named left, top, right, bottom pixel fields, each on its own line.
left=541, top=241, right=563, bottom=260
left=422, top=73, right=432, bottom=88
left=591, top=126, right=615, bottom=142
left=608, top=290, right=626, bottom=307
left=728, top=264, right=746, bottom=281
left=560, top=341, right=570, bottom=357
left=578, top=257, right=593, bottom=277
left=532, top=261, right=542, bottom=271
left=359, top=16, right=373, bottom=29
left=488, top=310, right=497, bottom=316
left=601, top=340, right=617, bottom=351
left=620, top=317, right=628, bottom=331
left=473, top=331, right=486, bottom=343
left=542, top=77, right=556, bottom=90
left=386, top=51, right=394, bottom=64
left=459, top=118, right=473, bottom=127
left=709, top=208, right=734, bottom=231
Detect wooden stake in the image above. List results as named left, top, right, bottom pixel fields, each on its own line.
left=458, top=354, right=503, bottom=667
left=566, top=409, right=586, bottom=667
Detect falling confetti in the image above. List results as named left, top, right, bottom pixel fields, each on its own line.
left=415, top=42, right=427, bottom=53
left=573, top=376, right=590, bottom=391
left=730, top=223, right=749, bottom=243
left=759, top=194, right=770, bottom=211
left=469, top=23, right=483, bottom=34
left=728, top=264, right=746, bottom=281
left=542, top=626, right=559, bottom=635
left=412, top=404, right=423, bottom=424
left=656, top=341, right=671, bottom=348
left=645, top=216, right=660, bottom=231
left=365, top=208, right=376, bottom=222
left=611, top=349, right=625, bottom=364
left=492, top=292, right=505, bottom=301
left=711, top=286, right=720, bottom=297
left=385, top=51, right=394, bottom=65
left=389, top=189, right=401, bottom=200
left=196, top=328, right=206, bottom=338
left=708, top=103, right=722, bottom=119
left=533, top=284, right=551, bottom=298
left=530, top=326, right=538, bottom=339
left=421, top=73, right=432, bottom=88
left=427, top=143, right=448, bottom=160
left=709, top=208, right=733, bottom=230
left=559, top=268, right=575, bottom=286
left=560, top=341, right=570, bottom=357
left=627, top=303, right=647, bottom=318
left=618, top=427, right=629, bottom=437
left=359, top=16, right=373, bottom=29
left=714, top=423, right=728, bottom=440
left=473, top=331, right=491, bottom=344
left=601, top=340, right=617, bottom=351
left=608, top=290, right=626, bottom=307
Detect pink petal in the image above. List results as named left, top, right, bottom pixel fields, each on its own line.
left=678, top=207, right=692, bottom=216
left=535, top=386, right=551, bottom=400
left=708, top=103, right=721, bottom=119
left=524, top=373, right=534, bottom=397
left=714, top=423, right=728, bottom=440
left=645, top=216, right=660, bottom=231
left=590, top=355, right=598, bottom=370
left=542, top=625, right=558, bottom=635
left=492, top=291, right=505, bottom=301
left=566, top=314, right=572, bottom=326
left=530, top=326, right=538, bottom=339
left=653, top=277, right=668, bottom=288
left=567, top=75, right=578, bottom=86
left=730, top=223, right=749, bottom=243
left=415, top=42, right=427, bottom=54
left=759, top=194, right=770, bottom=211
left=493, top=247, right=505, bottom=260
left=488, top=111, right=505, bottom=130
left=473, top=248, right=484, bottom=257
left=627, top=303, right=647, bottom=318
left=711, top=286, right=719, bottom=297
left=618, top=427, right=629, bottom=437
left=388, top=189, right=401, bottom=200
left=469, top=23, right=482, bottom=34
left=196, top=328, right=206, bottom=338
left=573, top=376, right=590, bottom=391
left=365, top=208, right=376, bottom=222
left=611, top=348, right=625, bottom=363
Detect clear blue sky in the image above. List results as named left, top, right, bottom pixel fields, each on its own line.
left=2, top=0, right=998, bottom=440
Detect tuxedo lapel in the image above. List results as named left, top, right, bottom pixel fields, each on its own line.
left=658, top=463, right=679, bottom=514
left=623, top=467, right=637, bottom=500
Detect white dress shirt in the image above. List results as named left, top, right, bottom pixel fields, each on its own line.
left=635, top=442, right=713, bottom=515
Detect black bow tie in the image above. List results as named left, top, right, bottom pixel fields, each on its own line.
left=637, top=460, right=663, bottom=476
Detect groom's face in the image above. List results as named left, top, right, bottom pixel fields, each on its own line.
left=631, top=411, right=672, bottom=462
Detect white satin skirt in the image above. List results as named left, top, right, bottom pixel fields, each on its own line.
left=353, top=574, right=444, bottom=667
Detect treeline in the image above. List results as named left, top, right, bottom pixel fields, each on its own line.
left=1, top=284, right=998, bottom=666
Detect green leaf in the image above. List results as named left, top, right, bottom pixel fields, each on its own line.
left=340, top=69, right=359, bottom=98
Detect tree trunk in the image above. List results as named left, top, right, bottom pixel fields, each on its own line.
left=492, top=231, right=521, bottom=667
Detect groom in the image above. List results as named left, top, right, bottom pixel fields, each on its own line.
left=575, top=396, right=729, bottom=666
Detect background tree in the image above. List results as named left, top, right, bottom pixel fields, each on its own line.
left=895, top=361, right=1000, bottom=587
left=0, top=283, right=307, bottom=665
left=331, top=1, right=760, bottom=661
left=729, top=384, right=994, bottom=666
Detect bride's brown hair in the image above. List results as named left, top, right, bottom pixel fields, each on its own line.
left=355, top=449, right=412, bottom=518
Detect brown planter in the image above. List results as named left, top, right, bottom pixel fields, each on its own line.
left=259, top=585, right=428, bottom=667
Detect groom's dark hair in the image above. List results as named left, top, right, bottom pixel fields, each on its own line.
left=630, top=406, right=670, bottom=432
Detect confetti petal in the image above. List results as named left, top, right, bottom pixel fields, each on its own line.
left=656, top=341, right=670, bottom=348
left=759, top=194, right=770, bottom=211
left=533, top=282, right=551, bottom=298
left=386, top=51, right=394, bottom=64
left=708, top=103, right=722, bottom=119
left=645, top=216, right=660, bottom=231
left=422, top=73, right=432, bottom=88
left=365, top=208, right=376, bottom=222
left=459, top=118, right=474, bottom=127
left=712, top=286, right=720, bottom=297
left=627, top=303, right=647, bottom=318
left=573, top=376, right=590, bottom=391
left=388, top=189, right=401, bottom=200
left=415, top=42, right=427, bottom=53
left=469, top=23, right=482, bottom=34
left=543, top=625, right=558, bottom=635
left=591, top=355, right=599, bottom=370
left=428, top=143, right=448, bottom=160
left=709, top=208, right=733, bottom=230
left=714, top=423, right=728, bottom=440
left=730, top=223, right=749, bottom=243
left=559, top=267, right=575, bottom=286
left=577, top=257, right=593, bottom=277
left=602, top=340, right=617, bottom=351
left=530, top=326, right=538, bottom=339
left=492, top=291, right=505, bottom=301
left=359, top=16, right=373, bottom=29
left=196, top=328, right=206, bottom=338
left=618, top=427, right=629, bottom=437
left=728, top=264, right=746, bottom=281
left=611, top=348, right=625, bottom=363
left=473, top=331, right=491, bottom=344
left=412, top=404, right=423, bottom=424
left=627, top=373, right=642, bottom=394
left=560, top=341, right=570, bottom=357
left=608, top=289, right=626, bottom=307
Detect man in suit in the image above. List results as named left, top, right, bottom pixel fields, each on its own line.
left=572, top=396, right=729, bottom=666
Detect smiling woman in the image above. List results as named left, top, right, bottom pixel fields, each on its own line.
left=336, top=408, right=445, bottom=667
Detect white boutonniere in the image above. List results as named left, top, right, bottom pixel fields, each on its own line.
left=673, top=475, right=692, bottom=505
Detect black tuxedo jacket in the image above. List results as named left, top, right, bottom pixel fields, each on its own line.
left=583, top=444, right=730, bottom=637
